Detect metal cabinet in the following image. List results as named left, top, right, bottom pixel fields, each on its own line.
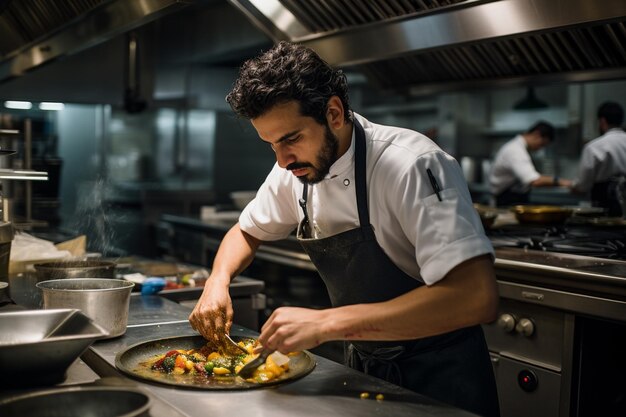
left=490, top=353, right=561, bottom=417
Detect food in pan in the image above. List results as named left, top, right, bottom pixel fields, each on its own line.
left=143, top=338, right=290, bottom=383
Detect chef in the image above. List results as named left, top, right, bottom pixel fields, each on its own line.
left=189, top=41, right=500, bottom=417
left=488, top=121, right=570, bottom=206
left=570, top=101, right=626, bottom=216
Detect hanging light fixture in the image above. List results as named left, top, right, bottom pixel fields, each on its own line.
left=513, top=87, right=548, bottom=110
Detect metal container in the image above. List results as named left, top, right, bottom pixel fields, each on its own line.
left=0, top=309, right=108, bottom=387
left=0, top=221, right=14, bottom=282
left=37, top=279, right=134, bottom=338
left=461, top=156, right=483, bottom=183
left=474, top=204, right=499, bottom=229
left=34, top=260, right=116, bottom=280
left=0, top=281, right=10, bottom=306
left=0, top=386, right=151, bottom=417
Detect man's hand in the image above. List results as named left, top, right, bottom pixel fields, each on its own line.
left=258, top=307, right=330, bottom=353
left=188, top=275, right=233, bottom=344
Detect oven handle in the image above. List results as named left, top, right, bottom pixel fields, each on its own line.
left=497, top=280, right=626, bottom=322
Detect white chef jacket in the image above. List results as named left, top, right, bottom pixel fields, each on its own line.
left=572, top=128, right=626, bottom=193
left=489, top=135, right=540, bottom=195
left=238, top=113, right=493, bottom=286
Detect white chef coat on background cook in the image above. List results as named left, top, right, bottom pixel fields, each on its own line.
left=239, top=113, right=493, bottom=286
left=572, top=128, right=626, bottom=193
left=489, top=134, right=541, bottom=196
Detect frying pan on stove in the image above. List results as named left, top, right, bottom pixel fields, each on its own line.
left=512, top=205, right=573, bottom=224
left=115, top=335, right=316, bottom=390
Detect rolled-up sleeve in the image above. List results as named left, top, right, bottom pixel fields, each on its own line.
left=239, top=164, right=300, bottom=241
left=393, top=151, right=494, bottom=285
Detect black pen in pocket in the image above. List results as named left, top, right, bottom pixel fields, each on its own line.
left=426, top=168, right=442, bottom=201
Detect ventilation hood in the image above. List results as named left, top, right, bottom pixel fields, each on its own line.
left=228, top=0, right=626, bottom=94
left=0, top=0, right=191, bottom=83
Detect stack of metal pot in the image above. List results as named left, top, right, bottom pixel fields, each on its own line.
left=35, top=260, right=134, bottom=338
left=0, top=221, right=14, bottom=307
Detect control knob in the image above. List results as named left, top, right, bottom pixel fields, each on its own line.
left=497, top=313, right=516, bottom=332
left=515, top=318, right=535, bottom=337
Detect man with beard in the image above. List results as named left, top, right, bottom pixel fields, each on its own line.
left=189, top=41, right=500, bottom=417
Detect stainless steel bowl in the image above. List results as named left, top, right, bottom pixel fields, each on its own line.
left=0, top=386, right=151, bottom=417
left=37, top=279, right=134, bottom=338
left=0, top=309, right=108, bottom=388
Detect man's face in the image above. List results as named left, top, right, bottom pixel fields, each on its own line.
left=528, top=132, right=550, bottom=151
left=251, top=101, right=339, bottom=184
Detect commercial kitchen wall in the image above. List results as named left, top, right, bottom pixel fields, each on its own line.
left=7, top=76, right=626, bottom=256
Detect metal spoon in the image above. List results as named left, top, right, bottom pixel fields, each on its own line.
left=237, top=348, right=273, bottom=378
left=223, top=333, right=248, bottom=355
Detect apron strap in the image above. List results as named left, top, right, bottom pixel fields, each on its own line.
left=353, top=118, right=370, bottom=227
left=299, top=183, right=309, bottom=222
left=298, top=117, right=370, bottom=227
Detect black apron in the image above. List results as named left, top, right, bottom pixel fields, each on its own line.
left=297, top=119, right=499, bottom=417
left=590, top=175, right=626, bottom=217
left=495, top=182, right=529, bottom=207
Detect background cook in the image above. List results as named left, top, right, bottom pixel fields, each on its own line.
left=570, top=101, right=626, bottom=216
left=489, top=121, right=571, bottom=206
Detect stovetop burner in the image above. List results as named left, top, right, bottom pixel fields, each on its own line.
left=488, top=225, right=626, bottom=260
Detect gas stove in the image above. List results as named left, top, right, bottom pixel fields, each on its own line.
left=487, top=224, right=626, bottom=260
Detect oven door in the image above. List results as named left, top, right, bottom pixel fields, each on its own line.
left=490, top=353, right=561, bottom=417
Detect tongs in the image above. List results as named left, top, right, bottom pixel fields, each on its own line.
left=237, top=348, right=273, bottom=378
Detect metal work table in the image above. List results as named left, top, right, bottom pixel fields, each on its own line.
left=81, top=296, right=475, bottom=417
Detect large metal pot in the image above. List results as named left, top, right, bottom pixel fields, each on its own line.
left=37, top=279, right=134, bottom=338
left=0, top=386, right=151, bottom=417
left=34, top=260, right=116, bottom=280
left=512, top=205, right=573, bottom=224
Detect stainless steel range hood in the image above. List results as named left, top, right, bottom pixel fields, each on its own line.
left=0, top=0, right=192, bottom=83
left=228, top=0, right=626, bottom=94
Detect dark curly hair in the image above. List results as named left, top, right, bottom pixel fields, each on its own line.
left=526, top=120, right=555, bottom=142
left=226, top=41, right=351, bottom=124
left=598, top=101, right=624, bottom=127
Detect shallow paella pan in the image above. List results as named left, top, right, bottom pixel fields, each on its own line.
left=512, top=205, right=573, bottom=224
left=115, top=335, right=316, bottom=390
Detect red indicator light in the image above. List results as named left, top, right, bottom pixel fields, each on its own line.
left=518, top=370, right=538, bottom=392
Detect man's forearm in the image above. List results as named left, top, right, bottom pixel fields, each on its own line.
left=320, top=255, right=499, bottom=343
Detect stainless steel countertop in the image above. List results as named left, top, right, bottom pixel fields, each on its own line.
left=82, top=296, right=476, bottom=417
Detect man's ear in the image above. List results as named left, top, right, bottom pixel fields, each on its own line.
left=326, top=96, right=345, bottom=129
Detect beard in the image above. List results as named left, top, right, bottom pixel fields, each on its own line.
left=288, top=124, right=339, bottom=185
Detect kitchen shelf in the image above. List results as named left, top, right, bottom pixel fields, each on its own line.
left=0, top=129, right=19, bottom=136
left=481, top=125, right=568, bottom=137
left=0, top=168, right=48, bottom=180
left=361, top=102, right=437, bottom=116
